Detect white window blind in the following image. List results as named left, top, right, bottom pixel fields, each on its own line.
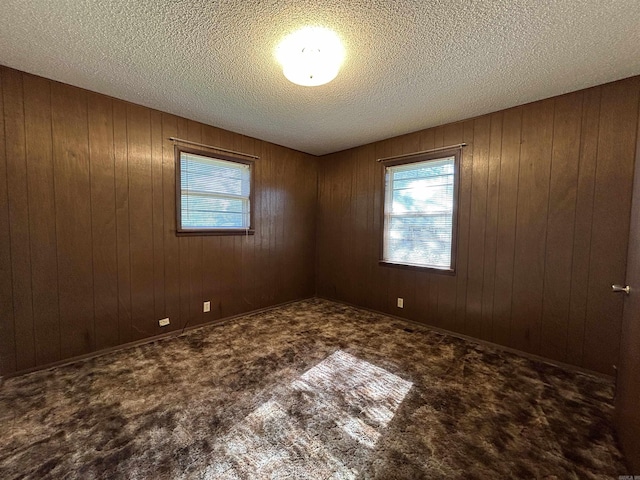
left=383, top=156, right=455, bottom=269
left=179, top=152, right=251, bottom=230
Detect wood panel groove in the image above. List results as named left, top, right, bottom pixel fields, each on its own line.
left=0, top=67, right=18, bottom=375
left=150, top=110, right=164, bottom=328
left=5, top=70, right=36, bottom=370
left=456, top=121, right=474, bottom=335
left=480, top=113, right=502, bottom=341
left=88, top=93, right=118, bottom=351
left=562, top=93, right=586, bottom=362
left=162, top=114, right=180, bottom=332
left=113, top=100, right=131, bottom=345
left=85, top=90, right=97, bottom=351
left=508, top=98, right=554, bottom=354
left=542, top=92, right=583, bottom=362
left=25, top=75, right=61, bottom=364
left=466, top=116, right=489, bottom=338
left=52, top=82, right=94, bottom=358
left=537, top=101, right=557, bottom=355
left=567, top=87, right=601, bottom=366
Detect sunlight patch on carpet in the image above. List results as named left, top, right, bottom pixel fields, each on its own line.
left=207, top=350, right=413, bottom=478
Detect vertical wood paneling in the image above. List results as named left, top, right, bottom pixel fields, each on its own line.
left=270, top=143, right=282, bottom=305
left=510, top=100, right=554, bottom=354
left=127, top=104, right=154, bottom=339
left=150, top=110, right=164, bottom=328
left=51, top=82, right=94, bottom=358
left=360, top=143, right=377, bottom=311
left=0, top=68, right=17, bottom=375
left=113, top=100, right=132, bottom=344
left=255, top=139, right=269, bottom=308
left=372, top=141, right=391, bottom=313
left=261, top=141, right=276, bottom=307
left=455, top=121, right=474, bottom=335
left=438, top=123, right=464, bottom=331
left=350, top=147, right=367, bottom=307
left=0, top=66, right=317, bottom=376
left=345, top=148, right=359, bottom=305
left=566, top=88, right=601, bottom=366
left=480, top=112, right=503, bottom=341
left=321, top=153, right=342, bottom=301
left=4, top=69, right=35, bottom=371
left=278, top=144, right=292, bottom=304
left=241, top=135, right=257, bottom=310
left=88, top=92, right=118, bottom=351
left=24, top=74, right=60, bottom=365
left=316, top=80, right=639, bottom=374
left=161, top=114, right=181, bottom=332
left=302, top=154, right=317, bottom=296
left=341, top=149, right=356, bottom=303
left=2, top=64, right=638, bottom=377
left=176, top=118, right=191, bottom=326
left=540, top=92, right=583, bottom=362
left=465, top=115, right=491, bottom=337
left=583, top=78, right=639, bottom=374
left=491, top=108, right=522, bottom=348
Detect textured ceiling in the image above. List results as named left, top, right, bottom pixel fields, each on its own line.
left=1, top=1, right=639, bottom=155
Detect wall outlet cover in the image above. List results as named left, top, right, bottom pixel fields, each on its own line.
left=397, top=298, right=404, bottom=308
left=159, top=318, right=170, bottom=327
left=203, top=301, right=211, bottom=313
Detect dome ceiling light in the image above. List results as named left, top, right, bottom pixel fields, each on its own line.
left=275, top=26, right=345, bottom=87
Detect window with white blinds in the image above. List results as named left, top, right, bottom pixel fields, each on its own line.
left=382, top=153, right=458, bottom=271
left=177, top=149, right=252, bottom=233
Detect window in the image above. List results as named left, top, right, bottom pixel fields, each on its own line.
left=176, top=146, right=254, bottom=235
left=381, top=149, right=460, bottom=272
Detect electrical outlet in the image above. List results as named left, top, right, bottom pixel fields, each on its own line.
left=203, top=301, right=211, bottom=313
left=159, top=318, right=170, bottom=327
left=397, top=298, right=404, bottom=308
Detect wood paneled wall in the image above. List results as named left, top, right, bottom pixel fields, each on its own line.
left=0, top=67, right=317, bottom=376
left=2, top=64, right=638, bottom=378
left=317, top=76, right=640, bottom=375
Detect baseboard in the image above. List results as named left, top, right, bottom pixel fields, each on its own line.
left=1, top=296, right=314, bottom=382
left=2, top=295, right=613, bottom=385
left=315, top=295, right=615, bottom=382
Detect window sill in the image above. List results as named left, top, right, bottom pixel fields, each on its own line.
left=177, top=229, right=255, bottom=237
left=378, top=260, right=455, bottom=275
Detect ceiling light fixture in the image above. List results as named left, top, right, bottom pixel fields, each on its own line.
left=275, top=26, right=345, bottom=87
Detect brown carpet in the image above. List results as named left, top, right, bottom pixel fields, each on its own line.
left=0, top=299, right=628, bottom=479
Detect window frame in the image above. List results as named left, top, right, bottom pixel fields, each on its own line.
left=379, top=148, right=461, bottom=274
left=175, top=145, right=255, bottom=236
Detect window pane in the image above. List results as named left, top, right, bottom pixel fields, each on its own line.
left=182, top=210, right=245, bottom=229
left=182, top=195, right=245, bottom=215
left=383, top=155, right=456, bottom=269
left=179, top=151, right=251, bottom=230
left=181, top=156, right=249, bottom=196
left=386, top=214, right=452, bottom=268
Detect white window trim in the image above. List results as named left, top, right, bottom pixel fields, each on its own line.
left=379, top=148, right=460, bottom=273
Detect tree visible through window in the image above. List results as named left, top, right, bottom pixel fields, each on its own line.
left=176, top=146, right=253, bottom=235
left=381, top=149, right=460, bottom=271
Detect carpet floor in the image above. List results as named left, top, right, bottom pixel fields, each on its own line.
left=0, top=298, right=628, bottom=479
